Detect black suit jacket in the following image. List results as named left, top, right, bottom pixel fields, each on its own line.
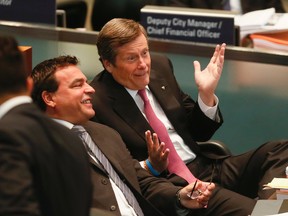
left=83, top=121, right=182, bottom=216
left=90, top=54, right=223, bottom=183
left=0, top=103, right=92, bottom=216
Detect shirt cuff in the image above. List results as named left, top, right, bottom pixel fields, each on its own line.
left=175, top=189, right=191, bottom=216
left=198, top=94, right=219, bottom=121
left=140, top=160, right=145, bottom=168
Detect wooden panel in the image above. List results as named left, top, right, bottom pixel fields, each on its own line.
left=19, top=46, right=32, bottom=72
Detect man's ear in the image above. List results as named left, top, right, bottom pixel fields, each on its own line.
left=26, top=77, right=34, bottom=95
left=42, top=91, right=55, bottom=108
left=103, top=59, right=113, bottom=73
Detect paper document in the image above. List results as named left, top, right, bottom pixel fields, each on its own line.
left=266, top=213, right=288, bottom=216
left=234, top=8, right=276, bottom=31
left=264, top=178, right=288, bottom=190
left=249, top=30, right=288, bottom=52
left=234, top=8, right=288, bottom=40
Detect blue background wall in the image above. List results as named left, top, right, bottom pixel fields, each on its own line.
left=166, top=53, right=288, bottom=154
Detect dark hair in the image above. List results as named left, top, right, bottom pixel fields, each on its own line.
left=96, top=18, right=148, bottom=65
left=0, top=35, right=27, bottom=96
left=31, top=55, right=79, bottom=111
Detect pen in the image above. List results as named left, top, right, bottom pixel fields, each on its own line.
left=189, top=179, right=198, bottom=198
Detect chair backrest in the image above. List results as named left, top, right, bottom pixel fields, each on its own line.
left=57, top=1, right=87, bottom=28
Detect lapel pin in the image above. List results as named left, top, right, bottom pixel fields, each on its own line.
left=161, top=86, right=166, bottom=90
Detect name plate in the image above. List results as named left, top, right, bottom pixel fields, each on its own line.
left=141, top=5, right=236, bottom=45
left=0, top=0, right=56, bottom=26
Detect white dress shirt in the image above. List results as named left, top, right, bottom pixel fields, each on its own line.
left=126, top=87, right=219, bottom=164
left=0, top=96, right=32, bottom=119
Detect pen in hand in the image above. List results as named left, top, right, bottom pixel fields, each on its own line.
left=189, top=179, right=198, bottom=198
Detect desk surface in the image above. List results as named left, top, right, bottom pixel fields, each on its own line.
left=1, top=21, right=288, bottom=66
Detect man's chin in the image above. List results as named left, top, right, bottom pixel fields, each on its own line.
left=88, top=111, right=95, bottom=119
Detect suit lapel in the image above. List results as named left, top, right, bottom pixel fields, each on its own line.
left=149, top=72, right=185, bottom=129
left=105, top=76, right=154, bottom=141
left=87, top=152, right=107, bottom=174
left=114, top=94, right=153, bottom=137
left=109, top=70, right=185, bottom=142
left=148, top=69, right=201, bottom=154
left=84, top=123, right=125, bottom=174
left=149, top=76, right=180, bottom=110
left=83, top=122, right=141, bottom=189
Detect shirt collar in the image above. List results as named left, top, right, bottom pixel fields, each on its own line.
left=0, top=96, right=32, bottom=119
left=52, top=118, right=74, bottom=129
left=125, top=86, right=149, bottom=99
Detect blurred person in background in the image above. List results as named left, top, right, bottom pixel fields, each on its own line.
left=0, top=35, right=92, bottom=216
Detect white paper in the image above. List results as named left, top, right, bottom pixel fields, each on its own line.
left=234, top=8, right=276, bottom=30
left=266, top=213, right=288, bottom=216
left=234, top=8, right=288, bottom=40
left=264, top=178, right=288, bottom=190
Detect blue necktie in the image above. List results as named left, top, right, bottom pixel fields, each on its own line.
left=72, top=125, right=144, bottom=216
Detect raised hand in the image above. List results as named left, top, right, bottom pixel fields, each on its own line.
left=145, top=130, right=169, bottom=173
left=194, top=43, right=226, bottom=106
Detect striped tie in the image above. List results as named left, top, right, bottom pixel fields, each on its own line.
left=72, top=125, right=144, bottom=216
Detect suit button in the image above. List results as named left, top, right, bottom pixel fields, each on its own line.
left=110, top=205, right=117, bottom=211
left=101, top=178, right=108, bottom=185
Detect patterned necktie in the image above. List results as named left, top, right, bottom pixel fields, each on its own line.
left=72, top=125, right=144, bottom=216
left=138, top=89, right=196, bottom=183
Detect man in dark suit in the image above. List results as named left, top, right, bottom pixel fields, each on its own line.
left=89, top=18, right=288, bottom=215
left=0, top=36, right=92, bottom=215
left=31, top=55, right=215, bottom=216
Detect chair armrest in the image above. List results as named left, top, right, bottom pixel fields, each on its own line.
left=197, top=140, right=232, bottom=157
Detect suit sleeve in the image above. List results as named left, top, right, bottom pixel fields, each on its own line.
left=134, top=159, right=183, bottom=216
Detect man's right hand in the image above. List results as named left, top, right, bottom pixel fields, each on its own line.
left=180, top=181, right=215, bottom=209
left=145, top=130, right=169, bottom=174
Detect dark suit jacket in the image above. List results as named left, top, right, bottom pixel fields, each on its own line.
left=90, top=54, right=223, bottom=184
left=83, top=121, right=182, bottom=216
left=167, top=0, right=285, bottom=13
left=0, top=103, right=92, bottom=216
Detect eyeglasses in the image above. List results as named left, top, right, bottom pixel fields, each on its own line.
left=188, top=163, right=216, bottom=199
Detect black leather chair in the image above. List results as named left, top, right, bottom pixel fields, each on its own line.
left=198, top=140, right=232, bottom=157
left=57, top=1, right=87, bottom=28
